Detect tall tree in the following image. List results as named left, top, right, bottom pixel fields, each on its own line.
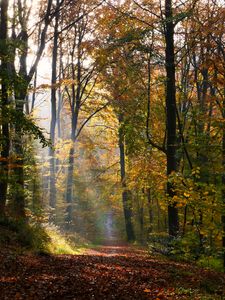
left=118, top=114, right=135, bottom=241
left=0, top=0, right=10, bottom=218
left=164, top=0, right=179, bottom=236
left=12, top=0, right=54, bottom=217
left=61, top=1, right=105, bottom=225
left=49, top=0, right=60, bottom=209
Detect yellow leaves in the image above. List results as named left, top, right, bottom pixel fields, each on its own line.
left=191, top=169, right=199, bottom=175
left=183, top=192, right=190, bottom=198
left=172, top=195, right=187, bottom=207
left=191, top=167, right=201, bottom=179
left=166, top=169, right=220, bottom=212
left=172, top=195, right=179, bottom=202
left=30, top=79, right=81, bottom=94
left=55, top=139, right=73, bottom=161
left=42, top=161, right=49, bottom=168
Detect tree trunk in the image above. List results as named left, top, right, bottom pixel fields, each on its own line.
left=49, top=3, right=59, bottom=209
left=57, top=88, right=62, bottom=139
left=65, top=92, right=80, bottom=224
left=65, top=47, right=81, bottom=224
left=13, top=19, right=29, bottom=218
left=0, top=0, right=10, bottom=218
left=165, top=0, right=179, bottom=236
left=147, top=188, right=153, bottom=233
left=118, top=114, right=135, bottom=242
left=11, top=0, right=53, bottom=218
left=65, top=144, right=75, bottom=225
left=222, top=88, right=225, bottom=270
left=156, top=197, right=160, bottom=231
left=13, top=87, right=28, bottom=218
left=137, top=192, right=144, bottom=244
left=31, top=70, right=37, bottom=112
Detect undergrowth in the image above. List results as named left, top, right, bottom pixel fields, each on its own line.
left=45, top=225, right=90, bottom=254
left=148, top=232, right=224, bottom=272
left=0, top=218, right=90, bottom=255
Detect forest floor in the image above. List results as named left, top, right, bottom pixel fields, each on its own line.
left=0, top=244, right=225, bottom=300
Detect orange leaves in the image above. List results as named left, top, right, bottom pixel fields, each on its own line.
left=1, top=244, right=225, bottom=299
left=143, top=287, right=177, bottom=299
left=0, top=157, right=8, bottom=162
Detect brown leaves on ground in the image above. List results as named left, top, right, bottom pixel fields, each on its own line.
left=0, top=246, right=224, bottom=300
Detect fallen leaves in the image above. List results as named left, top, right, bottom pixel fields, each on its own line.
left=0, top=246, right=224, bottom=299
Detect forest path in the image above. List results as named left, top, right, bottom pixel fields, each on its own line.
left=0, top=245, right=225, bottom=300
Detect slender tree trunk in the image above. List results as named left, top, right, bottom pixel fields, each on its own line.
left=118, top=114, right=135, bottom=242
left=31, top=69, right=37, bottom=112
left=13, top=22, right=29, bottom=218
left=137, top=192, right=144, bottom=244
left=14, top=92, right=26, bottom=218
left=156, top=197, right=160, bottom=231
left=65, top=94, right=80, bottom=224
left=65, top=74, right=79, bottom=223
left=65, top=112, right=76, bottom=225
left=0, top=0, right=10, bottom=218
left=147, top=188, right=153, bottom=233
left=57, top=88, right=62, bottom=139
left=182, top=205, right=188, bottom=236
left=65, top=43, right=81, bottom=224
left=49, top=3, right=59, bottom=209
left=165, top=0, right=179, bottom=236
left=55, top=87, right=62, bottom=174
left=222, top=88, right=225, bottom=270
left=65, top=143, right=75, bottom=225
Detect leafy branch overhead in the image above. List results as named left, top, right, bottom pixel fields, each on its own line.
left=1, top=107, right=51, bottom=148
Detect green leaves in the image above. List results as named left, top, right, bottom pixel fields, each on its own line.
left=1, top=106, right=51, bottom=148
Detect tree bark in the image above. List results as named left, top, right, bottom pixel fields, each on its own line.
left=0, top=0, right=10, bottom=218
left=147, top=188, right=153, bottom=233
left=65, top=40, right=81, bottom=225
left=118, top=114, right=135, bottom=242
left=165, top=0, right=179, bottom=236
left=137, top=191, right=144, bottom=244
left=222, top=88, right=225, bottom=270
left=49, top=1, right=60, bottom=209
left=13, top=4, right=29, bottom=218
left=14, top=91, right=27, bottom=218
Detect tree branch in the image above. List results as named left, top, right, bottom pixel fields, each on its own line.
left=75, top=102, right=109, bottom=140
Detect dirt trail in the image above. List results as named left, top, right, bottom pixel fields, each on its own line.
left=0, top=245, right=224, bottom=299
